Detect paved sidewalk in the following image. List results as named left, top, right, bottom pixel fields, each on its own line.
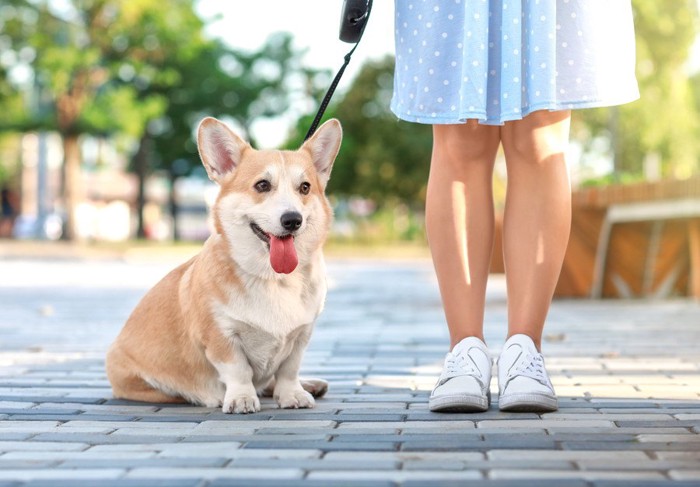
left=0, top=253, right=699, bottom=486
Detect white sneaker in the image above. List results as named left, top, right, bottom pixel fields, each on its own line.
left=497, top=334, right=558, bottom=412
left=429, top=337, right=491, bottom=412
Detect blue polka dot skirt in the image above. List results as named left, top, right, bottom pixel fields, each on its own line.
left=391, top=0, right=640, bottom=125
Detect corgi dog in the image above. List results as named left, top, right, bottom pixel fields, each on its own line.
left=106, top=117, right=342, bottom=413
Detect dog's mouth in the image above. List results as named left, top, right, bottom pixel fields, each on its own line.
left=250, top=222, right=271, bottom=245
left=250, top=223, right=298, bottom=274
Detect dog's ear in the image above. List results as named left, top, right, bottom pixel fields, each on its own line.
left=302, top=119, right=342, bottom=189
left=197, top=117, right=250, bottom=182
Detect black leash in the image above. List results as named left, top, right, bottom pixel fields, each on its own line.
left=304, top=0, right=373, bottom=141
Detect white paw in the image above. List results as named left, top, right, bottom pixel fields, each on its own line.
left=276, top=388, right=315, bottom=409
left=222, top=394, right=261, bottom=414
left=203, top=399, right=222, bottom=409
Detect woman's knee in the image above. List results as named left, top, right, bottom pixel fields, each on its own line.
left=501, top=110, right=571, bottom=163
left=432, top=121, right=501, bottom=165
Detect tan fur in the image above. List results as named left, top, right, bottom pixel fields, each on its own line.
left=106, top=118, right=341, bottom=413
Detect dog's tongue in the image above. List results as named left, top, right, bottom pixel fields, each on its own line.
left=269, top=235, right=298, bottom=274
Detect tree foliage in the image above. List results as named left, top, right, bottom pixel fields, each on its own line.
left=573, top=0, right=700, bottom=179
left=0, top=0, right=329, bottom=239
left=0, top=0, right=208, bottom=238
left=149, top=32, right=328, bottom=177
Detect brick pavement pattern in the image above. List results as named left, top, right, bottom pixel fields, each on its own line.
left=0, top=255, right=699, bottom=486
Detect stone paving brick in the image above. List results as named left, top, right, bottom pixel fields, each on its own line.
left=243, top=441, right=399, bottom=451
left=0, top=434, right=32, bottom=441
left=0, top=441, right=89, bottom=452
left=541, top=413, right=678, bottom=421
left=209, top=481, right=396, bottom=487
left=592, top=482, right=700, bottom=487
left=125, top=467, right=304, bottom=479
left=477, top=419, right=616, bottom=429
left=227, top=457, right=400, bottom=470
left=30, top=433, right=183, bottom=444
left=308, top=470, right=484, bottom=482
left=83, top=442, right=236, bottom=455
left=637, top=434, right=700, bottom=442
left=157, top=445, right=318, bottom=459
left=1, top=257, right=699, bottom=484
left=8, top=414, right=137, bottom=422
left=322, top=451, right=485, bottom=461
left=336, top=414, right=407, bottom=422
left=402, top=482, right=588, bottom=487
left=0, top=460, right=58, bottom=470
left=576, top=459, right=700, bottom=470
left=25, top=481, right=200, bottom=487
left=0, top=451, right=155, bottom=461
left=615, top=420, right=700, bottom=428
left=337, top=421, right=476, bottom=430
left=488, top=469, right=668, bottom=480
left=568, top=441, right=700, bottom=452
left=674, top=414, right=700, bottom=420
left=546, top=426, right=694, bottom=435
left=653, top=451, right=700, bottom=460
left=668, top=469, right=700, bottom=480
left=1, top=408, right=83, bottom=416
left=486, top=450, right=650, bottom=460
left=0, top=469, right=125, bottom=481
left=57, top=457, right=228, bottom=468
left=547, top=433, right=638, bottom=442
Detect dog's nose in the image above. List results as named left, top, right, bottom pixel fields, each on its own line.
left=280, top=211, right=303, bottom=232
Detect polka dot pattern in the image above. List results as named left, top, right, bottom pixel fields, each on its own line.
left=391, top=0, right=640, bottom=125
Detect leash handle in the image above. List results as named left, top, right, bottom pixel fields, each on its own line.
left=304, top=0, right=372, bottom=141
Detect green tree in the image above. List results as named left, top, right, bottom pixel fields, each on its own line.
left=573, top=0, right=700, bottom=179
left=0, top=0, right=204, bottom=240
left=2, top=0, right=329, bottom=241
left=149, top=32, right=329, bottom=176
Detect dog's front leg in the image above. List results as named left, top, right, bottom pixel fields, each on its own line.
left=206, top=341, right=260, bottom=414
left=274, top=331, right=315, bottom=409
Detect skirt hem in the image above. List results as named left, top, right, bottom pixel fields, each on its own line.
left=390, top=93, right=640, bottom=126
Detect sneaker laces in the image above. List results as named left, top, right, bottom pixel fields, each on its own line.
left=438, top=350, right=484, bottom=386
left=507, top=352, right=550, bottom=387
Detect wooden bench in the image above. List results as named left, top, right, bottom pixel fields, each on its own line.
left=555, top=178, right=700, bottom=299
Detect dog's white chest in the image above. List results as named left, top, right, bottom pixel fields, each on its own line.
left=222, top=270, right=325, bottom=334
left=213, top=273, right=324, bottom=386
left=230, top=321, right=310, bottom=385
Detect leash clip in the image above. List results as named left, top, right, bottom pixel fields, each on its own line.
left=339, top=0, right=372, bottom=43
left=304, top=0, right=373, bottom=141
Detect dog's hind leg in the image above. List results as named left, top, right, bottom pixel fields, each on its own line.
left=259, top=378, right=328, bottom=398
left=106, top=352, right=186, bottom=404
left=115, top=380, right=187, bottom=404
left=111, top=372, right=187, bottom=404
left=300, top=378, right=329, bottom=398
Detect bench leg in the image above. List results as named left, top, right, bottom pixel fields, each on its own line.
left=689, top=219, right=700, bottom=300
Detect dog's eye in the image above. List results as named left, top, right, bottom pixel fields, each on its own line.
left=299, top=182, right=311, bottom=195
left=254, top=180, right=271, bottom=193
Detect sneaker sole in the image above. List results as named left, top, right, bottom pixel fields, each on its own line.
left=498, top=392, right=558, bottom=412
left=429, top=392, right=490, bottom=413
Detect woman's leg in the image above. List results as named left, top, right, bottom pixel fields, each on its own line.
left=500, top=110, right=572, bottom=350
left=428, top=122, right=501, bottom=349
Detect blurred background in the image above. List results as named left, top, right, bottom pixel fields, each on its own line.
left=0, top=0, right=699, bottom=299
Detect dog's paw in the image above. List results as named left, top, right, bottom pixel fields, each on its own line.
left=300, top=378, right=329, bottom=398
left=203, top=399, right=222, bottom=409
left=276, top=388, right=315, bottom=409
left=222, top=395, right=261, bottom=414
